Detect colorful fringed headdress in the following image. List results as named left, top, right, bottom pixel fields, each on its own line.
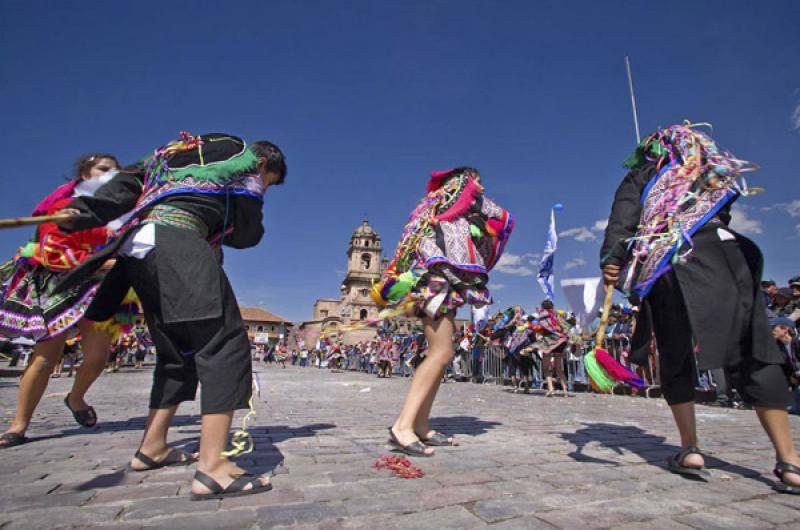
left=619, top=122, right=758, bottom=297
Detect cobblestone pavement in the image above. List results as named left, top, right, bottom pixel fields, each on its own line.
left=1, top=364, right=800, bottom=529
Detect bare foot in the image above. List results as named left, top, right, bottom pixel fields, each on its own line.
left=680, top=451, right=704, bottom=469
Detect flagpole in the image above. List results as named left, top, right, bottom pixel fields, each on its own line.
left=624, top=56, right=641, bottom=143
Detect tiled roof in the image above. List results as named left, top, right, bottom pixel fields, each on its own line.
left=239, top=306, right=292, bottom=324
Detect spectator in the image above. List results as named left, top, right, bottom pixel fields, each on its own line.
left=773, top=316, right=800, bottom=415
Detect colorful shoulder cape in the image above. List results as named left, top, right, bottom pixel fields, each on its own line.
left=128, top=132, right=265, bottom=221
left=618, top=123, right=756, bottom=297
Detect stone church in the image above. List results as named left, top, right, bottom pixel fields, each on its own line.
left=299, top=219, right=419, bottom=345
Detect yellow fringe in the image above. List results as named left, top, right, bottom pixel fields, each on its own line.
left=220, top=376, right=260, bottom=458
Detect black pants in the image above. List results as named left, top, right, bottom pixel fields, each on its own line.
left=649, top=271, right=791, bottom=408
left=111, top=230, right=251, bottom=414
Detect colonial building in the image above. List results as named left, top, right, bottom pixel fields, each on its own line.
left=301, top=219, right=420, bottom=346
left=239, top=306, right=293, bottom=346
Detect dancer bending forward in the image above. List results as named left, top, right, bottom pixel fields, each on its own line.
left=601, top=123, right=800, bottom=494
left=372, top=167, right=514, bottom=456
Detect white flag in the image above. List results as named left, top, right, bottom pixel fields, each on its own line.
left=560, top=277, right=604, bottom=328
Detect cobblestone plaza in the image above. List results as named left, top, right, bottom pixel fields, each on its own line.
left=1, top=365, right=799, bottom=529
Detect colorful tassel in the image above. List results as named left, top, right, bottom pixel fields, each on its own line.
left=594, top=348, right=645, bottom=388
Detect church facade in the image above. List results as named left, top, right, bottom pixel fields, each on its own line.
left=299, top=219, right=420, bottom=346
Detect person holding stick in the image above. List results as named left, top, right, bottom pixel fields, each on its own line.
left=600, top=123, right=800, bottom=494
left=0, top=154, right=127, bottom=448
left=54, top=132, right=287, bottom=500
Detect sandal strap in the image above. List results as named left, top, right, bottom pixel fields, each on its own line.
left=133, top=450, right=160, bottom=468
left=776, top=462, right=800, bottom=477
left=193, top=470, right=224, bottom=495
left=677, top=446, right=703, bottom=463
left=226, top=474, right=261, bottom=493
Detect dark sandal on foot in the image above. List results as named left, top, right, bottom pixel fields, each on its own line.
left=667, top=446, right=709, bottom=478
left=419, top=430, right=457, bottom=447
left=129, top=448, right=198, bottom=471
left=773, top=462, right=800, bottom=494
left=190, top=470, right=272, bottom=501
left=388, top=428, right=432, bottom=457
left=64, top=394, right=97, bottom=427
left=0, top=432, right=27, bottom=449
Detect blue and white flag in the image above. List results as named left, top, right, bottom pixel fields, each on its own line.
left=537, top=204, right=563, bottom=300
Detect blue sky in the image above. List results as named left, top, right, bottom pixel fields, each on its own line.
left=1, top=1, right=798, bottom=321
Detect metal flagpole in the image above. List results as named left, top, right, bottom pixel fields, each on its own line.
left=625, top=56, right=641, bottom=143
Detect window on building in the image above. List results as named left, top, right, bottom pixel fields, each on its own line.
left=361, top=253, right=371, bottom=270
left=321, top=310, right=328, bottom=317
left=364, top=240, right=370, bottom=247
left=257, top=326, right=263, bottom=332
left=359, top=309, right=368, bottom=320
left=360, top=288, right=369, bottom=297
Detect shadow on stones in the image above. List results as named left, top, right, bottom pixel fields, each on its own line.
left=429, top=416, right=502, bottom=436
left=72, top=422, right=336, bottom=491
left=560, top=422, right=772, bottom=485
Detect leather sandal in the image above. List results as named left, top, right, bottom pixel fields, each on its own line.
left=388, top=428, right=432, bottom=457
left=190, top=470, right=272, bottom=501
left=0, top=432, right=27, bottom=449
left=64, top=394, right=97, bottom=427
left=773, top=462, right=800, bottom=494
left=128, top=448, right=198, bottom=472
left=418, top=430, right=457, bottom=447
left=667, top=446, right=709, bottom=478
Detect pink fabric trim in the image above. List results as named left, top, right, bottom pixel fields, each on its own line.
left=435, top=177, right=482, bottom=222
left=426, top=168, right=455, bottom=193
left=32, top=180, right=78, bottom=216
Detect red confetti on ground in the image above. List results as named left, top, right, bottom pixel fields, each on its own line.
left=373, top=455, right=425, bottom=478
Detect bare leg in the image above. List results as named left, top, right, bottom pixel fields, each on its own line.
left=392, top=314, right=455, bottom=453
left=1, top=335, right=67, bottom=441
left=191, top=411, right=269, bottom=494
left=67, top=320, right=112, bottom=411
left=669, top=401, right=704, bottom=468
left=556, top=359, right=569, bottom=396
left=754, top=406, right=800, bottom=486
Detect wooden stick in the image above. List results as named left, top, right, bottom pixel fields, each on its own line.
left=594, top=283, right=615, bottom=346
left=0, top=214, right=75, bottom=229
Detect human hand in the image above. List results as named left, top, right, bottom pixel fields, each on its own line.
left=99, top=259, right=116, bottom=272
left=603, top=264, right=620, bottom=285
left=54, top=208, right=81, bottom=229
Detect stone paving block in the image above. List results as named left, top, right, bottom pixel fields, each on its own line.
left=87, top=484, right=181, bottom=505
left=221, top=487, right=305, bottom=509
left=486, top=516, right=558, bottom=530
left=257, top=501, right=347, bottom=527
left=614, top=519, right=696, bottom=530
left=121, top=496, right=219, bottom=520
left=767, top=492, right=800, bottom=510
left=4, top=506, right=123, bottom=530
left=731, top=498, right=800, bottom=525
left=432, top=469, right=499, bottom=487
left=394, top=505, right=486, bottom=530
left=343, top=491, right=426, bottom=517
left=473, top=494, right=545, bottom=523
left=303, top=481, right=373, bottom=502
left=417, top=483, right=499, bottom=510
left=142, top=508, right=258, bottom=530
left=674, top=507, right=774, bottom=530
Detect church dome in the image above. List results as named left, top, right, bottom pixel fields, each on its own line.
left=353, top=219, right=376, bottom=237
